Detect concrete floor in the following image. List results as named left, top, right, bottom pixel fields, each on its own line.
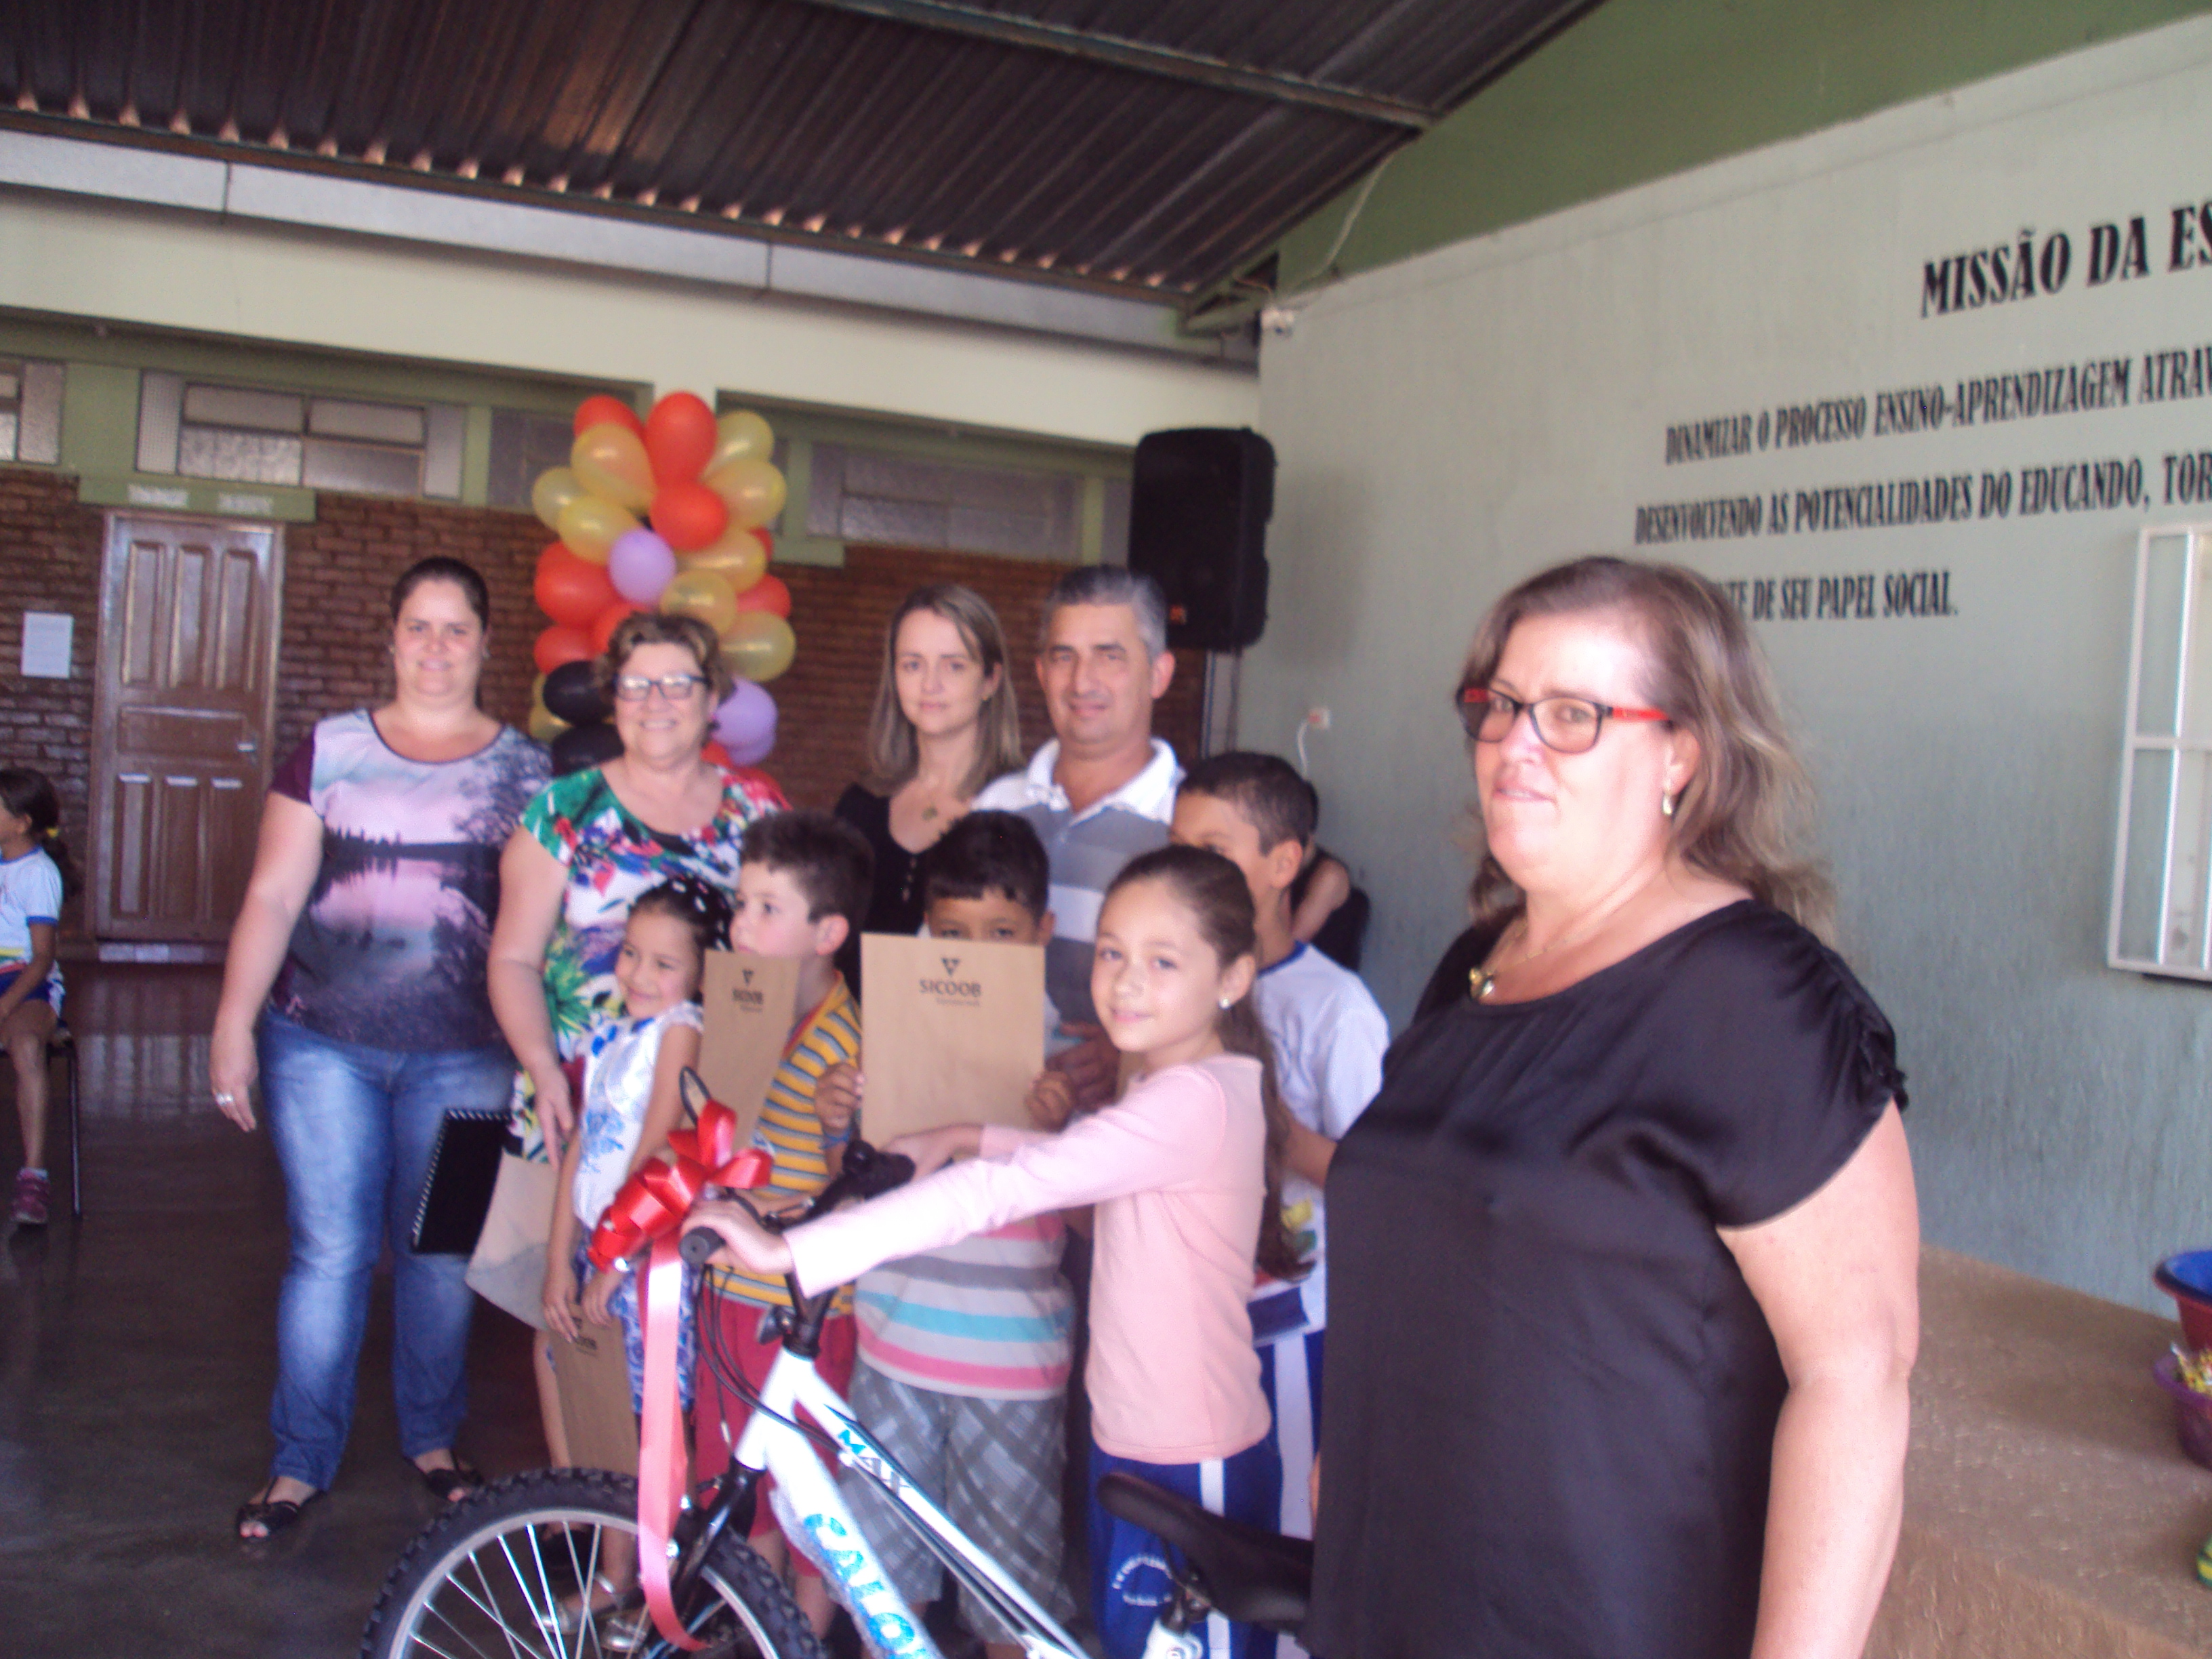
left=0, top=966, right=550, bottom=1659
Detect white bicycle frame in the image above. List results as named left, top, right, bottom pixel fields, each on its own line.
left=728, top=1340, right=1092, bottom=1659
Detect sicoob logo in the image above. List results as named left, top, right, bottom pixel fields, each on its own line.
left=732, top=965, right=764, bottom=1008
left=920, top=954, right=983, bottom=1001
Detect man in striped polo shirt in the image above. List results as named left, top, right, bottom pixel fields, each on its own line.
left=974, top=565, right=1183, bottom=1105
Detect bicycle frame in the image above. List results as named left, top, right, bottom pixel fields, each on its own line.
left=730, top=1340, right=1088, bottom=1659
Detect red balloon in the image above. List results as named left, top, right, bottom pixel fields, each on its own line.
left=731, top=572, right=791, bottom=619
left=535, top=542, right=619, bottom=626
left=590, top=602, right=644, bottom=655
left=534, top=623, right=596, bottom=675
left=645, top=392, right=719, bottom=486
left=573, top=394, right=643, bottom=437
left=651, top=480, right=730, bottom=552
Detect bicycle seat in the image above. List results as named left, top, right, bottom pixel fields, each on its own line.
left=1096, top=1472, right=1312, bottom=1635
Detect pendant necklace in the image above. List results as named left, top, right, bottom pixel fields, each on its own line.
left=1470, top=875, right=1660, bottom=1001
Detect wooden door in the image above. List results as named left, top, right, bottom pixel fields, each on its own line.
left=91, top=515, right=282, bottom=941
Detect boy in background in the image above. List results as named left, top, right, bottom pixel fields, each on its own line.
left=827, top=811, right=1082, bottom=1658
left=1170, top=754, right=1388, bottom=1569
left=697, top=809, right=872, bottom=1637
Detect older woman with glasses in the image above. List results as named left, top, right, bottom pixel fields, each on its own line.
left=486, top=612, right=785, bottom=1450
left=1307, top=556, right=1918, bottom=1659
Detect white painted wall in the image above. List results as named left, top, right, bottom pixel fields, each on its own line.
left=1245, top=16, right=2212, bottom=1306
left=0, top=192, right=1256, bottom=446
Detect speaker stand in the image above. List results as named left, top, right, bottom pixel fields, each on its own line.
left=1198, top=651, right=1242, bottom=760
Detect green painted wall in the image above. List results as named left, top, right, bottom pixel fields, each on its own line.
left=1272, top=0, right=2212, bottom=291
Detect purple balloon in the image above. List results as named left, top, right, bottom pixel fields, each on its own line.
left=607, top=528, right=677, bottom=606
left=712, top=680, right=777, bottom=766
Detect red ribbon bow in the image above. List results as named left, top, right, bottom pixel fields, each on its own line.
left=586, top=1091, right=773, bottom=1272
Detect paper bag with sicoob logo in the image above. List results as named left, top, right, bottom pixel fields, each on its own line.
left=697, top=951, right=800, bottom=1142
left=861, top=934, right=1046, bottom=1141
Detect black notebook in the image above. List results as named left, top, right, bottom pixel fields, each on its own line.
left=409, top=1109, right=513, bottom=1254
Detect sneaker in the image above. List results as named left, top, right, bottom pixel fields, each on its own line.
left=11, top=1168, right=49, bottom=1227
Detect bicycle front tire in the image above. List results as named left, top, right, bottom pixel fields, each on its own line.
left=360, top=1467, right=825, bottom=1659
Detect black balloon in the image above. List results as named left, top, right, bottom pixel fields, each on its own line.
left=550, top=720, right=623, bottom=777
left=543, top=660, right=612, bottom=726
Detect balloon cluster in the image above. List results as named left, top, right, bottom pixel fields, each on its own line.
left=529, top=393, right=793, bottom=773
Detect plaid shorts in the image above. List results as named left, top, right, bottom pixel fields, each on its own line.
left=840, top=1359, right=1080, bottom=1644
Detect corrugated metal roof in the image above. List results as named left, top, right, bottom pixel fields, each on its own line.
left=0, top=0, right=1607, bottom=306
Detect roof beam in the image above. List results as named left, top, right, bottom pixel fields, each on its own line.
left=788, top=0, right=1437, bottom=130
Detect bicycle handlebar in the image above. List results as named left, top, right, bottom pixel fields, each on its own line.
left=678, top=1138, right=916, bottom=1267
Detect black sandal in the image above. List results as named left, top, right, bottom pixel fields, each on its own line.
left=236, top=1481, right=323, bottom=1540
left=414, top=1458, right=483, bottom=1504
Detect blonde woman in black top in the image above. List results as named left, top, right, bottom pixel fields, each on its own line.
left=834, top=584, right=1026, bottom=988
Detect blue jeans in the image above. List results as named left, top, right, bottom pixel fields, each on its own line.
left=259, top=1010, right=518, bottom=1490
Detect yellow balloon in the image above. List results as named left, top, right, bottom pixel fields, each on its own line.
left=703, top=456, right=787, bottom=531
left=527, top=695, right=569, bottom=743
left=707, top=409, right=775, bottom=474
left=571, top=422, right=655, bottom=512
left=720, top=611, right=796, bottom=683
left=556, top=493, right=640, bottom=565
left=681, top=523, right=769, bottom=594
left=660, top=567, right=739, bottom=636
left=531, top=467, right=588, bottom=532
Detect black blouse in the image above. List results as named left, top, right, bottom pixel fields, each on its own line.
left=832, top=784, right=928, bottom=994
left=1306, top=901, right=1904, bottom=1659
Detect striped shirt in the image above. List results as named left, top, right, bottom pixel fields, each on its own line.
left=854, top=1218, right=1075, bottom=1401
left=706, top=975, right=862, bottom=1313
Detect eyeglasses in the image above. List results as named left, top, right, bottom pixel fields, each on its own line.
left=613, top=673, right=708, bottom=702
left=1457, top=686, right=1668, bottom=754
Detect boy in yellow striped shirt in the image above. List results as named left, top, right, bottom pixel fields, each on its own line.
left=697, top=810, right=872, bottom=1636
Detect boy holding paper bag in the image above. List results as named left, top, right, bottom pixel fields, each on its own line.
left=697, top=810, right=873, bottom=1638
left=830, top=813, right=1082, bottom=1657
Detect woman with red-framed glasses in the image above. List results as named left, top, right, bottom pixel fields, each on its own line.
left=1306, top=556, right=1917, bottom=1659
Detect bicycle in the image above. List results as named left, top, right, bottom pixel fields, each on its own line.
left=361, top=1139, right=1313, bottom=1659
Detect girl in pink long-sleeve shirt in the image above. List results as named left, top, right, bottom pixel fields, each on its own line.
left=693, top=844, right=1305, bottom=1659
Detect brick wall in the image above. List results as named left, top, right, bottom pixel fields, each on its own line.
left=0, top=462, right=1202, bottom=935
left=0, top=468, right=103, bottom=925
left=273, top=493, right=546, bottom=760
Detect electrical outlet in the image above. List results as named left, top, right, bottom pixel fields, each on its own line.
left=1305, top=707, right=1332, bottom=731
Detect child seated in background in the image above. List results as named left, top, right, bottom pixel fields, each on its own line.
left=696, top=809, right=873, bottom=1638
left=1172, top=754, right=1389, bottom=1570
left=825, top=811, right=1080, bottom=1659
left=0, top=768, right=70, bottom=1227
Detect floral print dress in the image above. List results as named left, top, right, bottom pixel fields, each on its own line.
left=507, top=764, right=785, bottom=1160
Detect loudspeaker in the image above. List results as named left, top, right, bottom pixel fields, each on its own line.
left=1128, top=427, right=1274, bottom=653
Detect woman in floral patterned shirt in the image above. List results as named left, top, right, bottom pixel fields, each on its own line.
left=487, top=613, right=784, bottom=1448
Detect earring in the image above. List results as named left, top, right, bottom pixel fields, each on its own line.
left=1662, top=791, right=1677, bottom=818
left=1218, top=997, right=1233, bottom=1010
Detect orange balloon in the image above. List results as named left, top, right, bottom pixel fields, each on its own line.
left=573, top=394, right=643, bottom=437
left=645, top=392, right=719, bottom=486
left=651, top=480, right=730, bottom=552
left=590, top=602, right=644, bottom=655
left=703, top=456, right=787, bottom=530
left=732, top=573, right=790, bottom=619
left=682, top=525, right=769, bottom=594
left=535, top=543, right=619, bottom=626
left=572, top=422, right=655, bottom=512
left=719, top=611, right=796, bottom=682
left=534, top=623, right=596, bottom=675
